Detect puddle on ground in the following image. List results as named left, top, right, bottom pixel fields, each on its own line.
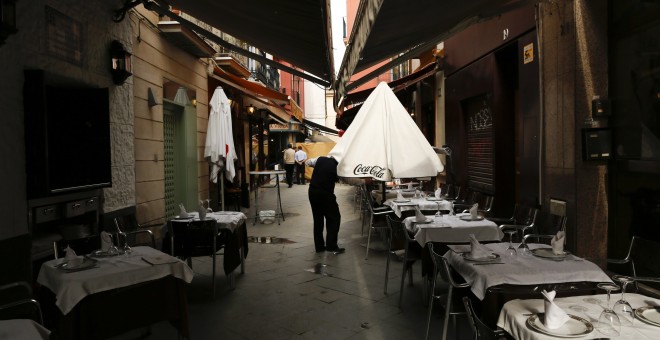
left=247, top=236, right=295, bottom=244
left=305, top=263, right=333, bottom=277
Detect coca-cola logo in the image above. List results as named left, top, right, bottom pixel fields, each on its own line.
left=353, top=164, right=387, bottom=179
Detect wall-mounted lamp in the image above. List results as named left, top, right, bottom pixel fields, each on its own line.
left=191, top=98, right=197, bottom=107
left=0, top=0, right=17, bottom=46
left=147, top=87, right=160, bottom=107
left=246, top=104, right=256, bottom=115
left=110, top=40, right=132, bottom=85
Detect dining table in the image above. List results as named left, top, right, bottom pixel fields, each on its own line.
left=497, top=293, right=660, bottom=339
left=249, top=170, right=286, bottom=225
left=37, top=246, right=193, bottom=339
left=405, top=213, right=503, bottom=246
left=0, top=319, right=50, bottom=340
left=164, top=210, right=248, bottom=276
left=444, top=242, right=613, bottom=327
left=383, top=196, right=454, bottom=218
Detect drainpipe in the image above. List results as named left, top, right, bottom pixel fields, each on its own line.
left=536, top=3, right=544, bottom=206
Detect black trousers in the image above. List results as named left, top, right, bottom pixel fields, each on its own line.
left=284, top=163, right=295, bottom=186
left=308, top=187, right=341, bottom=251
left=295, top=163, right=305, bottom=184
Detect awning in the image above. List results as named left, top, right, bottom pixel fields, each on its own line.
left=149, top=0, right=334, bottom=87
left=335, top=0, right=535, bottom=106
left=212, top=66, right=290, bottom=106
left=343, top=62, right=437, bottom=107
left=158, top=21, right=216, bottom=57
left=303, top=118, right=339, bottom=135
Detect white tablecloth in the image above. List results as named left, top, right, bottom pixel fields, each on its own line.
left=177, top=211, right=247, bottom=232
left=0, top=319, right=50, bottom=340
left=383, top=197, right=454, bottom=217
left=404, top=215, right=502, bottom=245
left=444, top=243, right=613, bottom=300
left=371, top=189, right=415, bottom=203
left=37, top=246, right=193, bottom=315
left=497, top=293, right=660, bottom=340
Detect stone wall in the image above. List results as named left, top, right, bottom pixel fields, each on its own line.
left=0, top=0, right=132, bottom=239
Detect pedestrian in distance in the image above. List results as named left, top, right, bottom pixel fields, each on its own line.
left=294, top=146, right=307, bottom=185
left=283, top=143, right=295, bottom=188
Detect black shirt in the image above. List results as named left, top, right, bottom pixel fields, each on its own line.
left=309, top=157, right=338, bottom=193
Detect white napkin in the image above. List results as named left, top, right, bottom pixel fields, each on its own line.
left=551, top=230, right=565, bottom=255
left=396, top=190, right=404, bottom=201
left=435, top=188, right=442, bottom=199
left=407, top=182, right=413, bottom=190
left=198, top=201, right=207, bottom=220
left=179, top=203, right=189, bottom=218
left=469, top=234, right=492, bottom=258
left=100, top=231, right=114, bottom=253
left=414, top=207, right=427, bottom=222
left=469, top=203, right=479, bottom=219
left=64, top=245, right=83, bottom=267
left=542, top=290, right=570, bottom=329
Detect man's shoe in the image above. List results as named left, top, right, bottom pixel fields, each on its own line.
left=327, top=247, right=345, bottom=254
left=315, top=247, right=325, bottom=253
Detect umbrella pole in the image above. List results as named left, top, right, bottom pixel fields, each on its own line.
left=381, top=181, right=386, bottom=205
left=220, top=163, right=225, bottom=211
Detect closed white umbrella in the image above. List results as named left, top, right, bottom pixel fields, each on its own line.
left=204, top=86, right=237, bottom=210
left=329, top=82, right=443, bottom=181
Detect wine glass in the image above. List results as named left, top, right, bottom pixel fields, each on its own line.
left=597, top=282, right=621, bottom=336
left=517, top=225, right=533, bottom=256
left=114, top=220, right=132, bottom=255
left=205, top=198, right=213, bottom=212
left=504, top=229, right=517, bottom=258
left=612, top=275, right=635, bottom=326
left=434, top=202, right=443, bottom=225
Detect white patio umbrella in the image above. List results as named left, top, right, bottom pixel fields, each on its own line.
left=204, top=86, right=237, bottom=210
left=328, top=82, right=443, bottom=181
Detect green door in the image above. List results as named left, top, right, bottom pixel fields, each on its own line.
left=163, top=100, right=198, bottom=217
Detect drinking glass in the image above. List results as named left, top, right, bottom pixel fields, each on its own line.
left=597, top=282, right=621, bottom=336
left=205, top=198, right=213, bottom=212
left=612, top=275, right=635, bottom=326
left=505, top=229, right=517, bottom=257
left=434, top=202, right=443, bottom=225
left=114, top=221, right=132, bottom=255
left=517, top=225, right=533, bottom=256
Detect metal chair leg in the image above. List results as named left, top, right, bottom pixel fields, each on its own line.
left=365, top=215, right=374, bottom=259
left=441, top=285, right=454, bottom=340
left=384, top=228, right=392, bottom=294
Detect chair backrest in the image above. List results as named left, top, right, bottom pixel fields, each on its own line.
left=0, top=281, right=43, bottom=324
left=462, top=296, right=503, bottom=340
left=386, top=215, right=414, bottom=254
left=171, top=219, right=223, bottom=258
left=428, top=243, right=469, bottom=289
left=628, top=236, right=660, bottom=290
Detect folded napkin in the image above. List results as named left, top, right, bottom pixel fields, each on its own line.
left=396, top=190, right=404, bottom=201
left=469, top=203, right=479, bottom=219
left=100, top=231, right=114, bottom=253
left=179, top=203, right=189, bottom=218
left=64, top=246, right=83, bottom=267
left=414, top=207, right=427, bottom=222
left=551, top=230, right=565, bottom=255
left=542, top=290, right=570, bottom=329
left=407, top=182, right=413, bottom=190
left=198, top=200, right=207, bottom=220
left=435, top=188, right=442, bottom=199
left=469, top=234, right=492, bottom=258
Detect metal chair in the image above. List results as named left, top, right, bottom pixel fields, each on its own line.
left=364, top=187, right=394, bottom=259
left=115, top=217, right=157, bottom=248
left=607, top=236, right=660, bottom=294
left=462, top=296, right=507, bottom=340
left=384, top=216, right=422, bottom=306
left=169, top=219, right=231, bottom=298
left=0, top=281, right=44, bottom=325
left=498, top=205, right=539, bottom=242
left=426, top=243, right=471, bottom=340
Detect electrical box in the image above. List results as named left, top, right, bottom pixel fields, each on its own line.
left=582, top=128, right=612, bottom=161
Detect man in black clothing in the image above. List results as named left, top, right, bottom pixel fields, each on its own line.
left=308, top=156, right=344, bottom=253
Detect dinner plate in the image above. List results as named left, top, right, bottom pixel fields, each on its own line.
left=461, top=252, right=500, bottom=262
left=393, top=199, right=411, bottom=203
left=459, top=215, right=484, bottom=221
left=526, top=314, right=594, bottom=338
left=635, top=306, right=660, bottom=327
left=412, top=217, right=433, bottom=224
left=531, top=248, right=570, bottom=259
left=56, top=257, right=98, bottom=272
left=89, top=249, right=122, bottom=258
